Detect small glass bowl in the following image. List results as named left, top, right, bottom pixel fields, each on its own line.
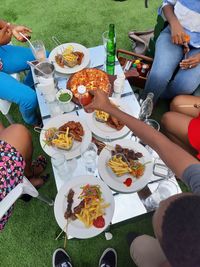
left=51, top=131, right=74, bottom=151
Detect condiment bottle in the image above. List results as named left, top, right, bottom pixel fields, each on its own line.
left=140, top=64, right=150, bottom=77
left=77, top=85, right=92, bottom=106
left=113, top=74, right=125, bottom=98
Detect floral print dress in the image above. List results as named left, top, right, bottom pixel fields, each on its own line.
left=0, top=140, right=25, bottom=231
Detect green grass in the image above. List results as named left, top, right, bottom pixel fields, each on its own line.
left=0, top=1, right=162, bottom=266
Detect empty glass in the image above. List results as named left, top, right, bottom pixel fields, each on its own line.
left=30, top=40, right=46, bottom=61
left=81, top=143, right=98, bottom=175
left=51, top=153, right=77, bottom=180
left=143, top=180, right=178, bottom=211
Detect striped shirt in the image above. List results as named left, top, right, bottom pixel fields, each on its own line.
left=160, top=0, right=200, bottom=48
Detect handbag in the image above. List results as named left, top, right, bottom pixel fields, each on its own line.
left=128, top=29, right=154, bottom=55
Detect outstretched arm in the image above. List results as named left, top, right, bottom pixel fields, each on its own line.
left=85, top=91, right=199, bottom=179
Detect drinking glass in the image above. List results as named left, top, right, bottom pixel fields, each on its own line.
left=51, top=153, right=77, bottom=180
left=81, top=143, right=98, bottom=175
left=47, top=99, right=61, bottom=117
left=30, top=40, right=46, bottom=61
left=143, top=180, right=178, bottom=211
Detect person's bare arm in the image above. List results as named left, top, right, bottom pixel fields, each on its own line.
left=163, top=5, right=186, bottom=45
left=0, top=19, right=8, bottom=29
left=85, top=91, right=199, bottom=179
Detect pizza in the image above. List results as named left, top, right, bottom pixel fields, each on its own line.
left=67, top=68, right=110, bottom=98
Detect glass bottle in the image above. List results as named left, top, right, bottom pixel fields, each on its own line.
left=77, top=85, right=92, bottom=106
left=106, top=24, right=116, bottom=75
left=138, top=92, right=154, bottom=121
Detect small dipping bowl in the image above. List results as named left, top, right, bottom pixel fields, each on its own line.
left=56, top=89, right=75, bottom=113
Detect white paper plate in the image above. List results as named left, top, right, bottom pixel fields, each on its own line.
left=40, top=114, right=92, bottom=160
left=49, top=43, right=90, bottom=74
left=54, top=175, right=115, bottom=238
left=98, top=139, right=153, bottom=193
left=85, top=98, right=130, bottom=140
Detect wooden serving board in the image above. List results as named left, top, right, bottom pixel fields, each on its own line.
left=66, top=68, right=139, bottom=105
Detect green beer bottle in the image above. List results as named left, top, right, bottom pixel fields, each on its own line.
left=106, top=24, right=116, bottom=75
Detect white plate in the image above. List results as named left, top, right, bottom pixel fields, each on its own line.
left=49, top=43, right=90, bottom=74
left=98, top=139, right=153, bottom=193
left=54, top=175, right=115, bottom=239
left=40, top=114, right=92, bottom=160
left=85, top=98, right=130, bottom=140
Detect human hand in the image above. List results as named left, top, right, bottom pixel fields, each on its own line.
left=84, top=90, right=112, bottom=113
left=180, top=53, right=200, bottom=69
left=12, top=25, right=32, bottom=42
left=0, top=24, right=12, bottom=45
left=170, top=21, right=186, bottom=45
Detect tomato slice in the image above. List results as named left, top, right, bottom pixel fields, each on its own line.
left=93, top=216, right=105, bottom=228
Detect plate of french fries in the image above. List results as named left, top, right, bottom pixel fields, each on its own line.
left=98, top=139, right=153, bottom=193
left=54, top=175, right=115, bottom=238
left=49, top=43, right=90, bottom=74
left=85, top=98, right=130, bottom=140
left=40, top=114, right=92, bottom=160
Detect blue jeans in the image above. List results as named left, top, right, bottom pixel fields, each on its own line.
left=0, top=45, right=38, bottom=124
left=143, top=26, right=200, bottom=103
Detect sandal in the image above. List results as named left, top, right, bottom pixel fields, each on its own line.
left=31, top=155, right=47, bottom=176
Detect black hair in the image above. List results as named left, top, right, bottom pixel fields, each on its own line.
left=161, top=194, right=200, bottom=267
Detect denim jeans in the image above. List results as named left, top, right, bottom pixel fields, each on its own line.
left=143, top=26, right=200, bottom=103
left=0, top=45, right=38, bottom=125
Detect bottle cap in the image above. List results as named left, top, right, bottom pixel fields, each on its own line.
left=134, top=59, right=140, bottom=64
left=77, top=85, right=86, bottom=94
left=132, top=63, right=137, bottom=68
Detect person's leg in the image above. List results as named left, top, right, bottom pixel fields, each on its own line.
left=143, top=26, right=184, bottom=103
left=170, top=95, right=200, bottom=117
left=130, top=235, right=167, bottom=267
left=0, top=72, right=38, bottom=125
left=163, top=48, right=200, bottom=99
left=0, top=124, right=45, bottom=186
left=161, top=111, right=197, bottom=156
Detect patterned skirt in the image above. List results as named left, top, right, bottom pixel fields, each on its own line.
left=0, top=140, right=25, bottom=231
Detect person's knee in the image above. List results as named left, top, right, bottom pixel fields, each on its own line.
left=8, top=124, right=31, bottom=141
left=161, top=111, right=172, bottom=129
left=130, top=235, right=153, bottom=263
left=170, top=95, right=186, bottom=111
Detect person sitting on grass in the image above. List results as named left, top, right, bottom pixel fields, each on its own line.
left=0, top=18, right=43, bottom=125
left=83, top=90, right=200, bottom=267
left=142, top=0, right=200, bottom=103
left=162, top=95, right=200, bottom=160
left=0, top=122, right=48, bottom=231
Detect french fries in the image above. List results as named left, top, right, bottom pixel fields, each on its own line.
left=76, top=198, right=109, bottom=228
left=75, top=184, right=109, bottom=228
left=107, top=155, right=145, bottom=178
left=52, top=127, right=73, bottom=150
left=95, top=110, right=110, bottom=122
left=108, top=155, right=132, bottom=176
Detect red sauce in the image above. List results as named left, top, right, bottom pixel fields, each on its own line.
left=123, top=178, right=132, bottom=187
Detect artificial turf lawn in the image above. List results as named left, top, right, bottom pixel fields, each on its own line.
left=0, top=0, right=164, bottom=266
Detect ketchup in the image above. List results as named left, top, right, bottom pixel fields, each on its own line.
left=123, top=178, right=132, bottom=187
left=77, top=85, right=92, bottom=106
